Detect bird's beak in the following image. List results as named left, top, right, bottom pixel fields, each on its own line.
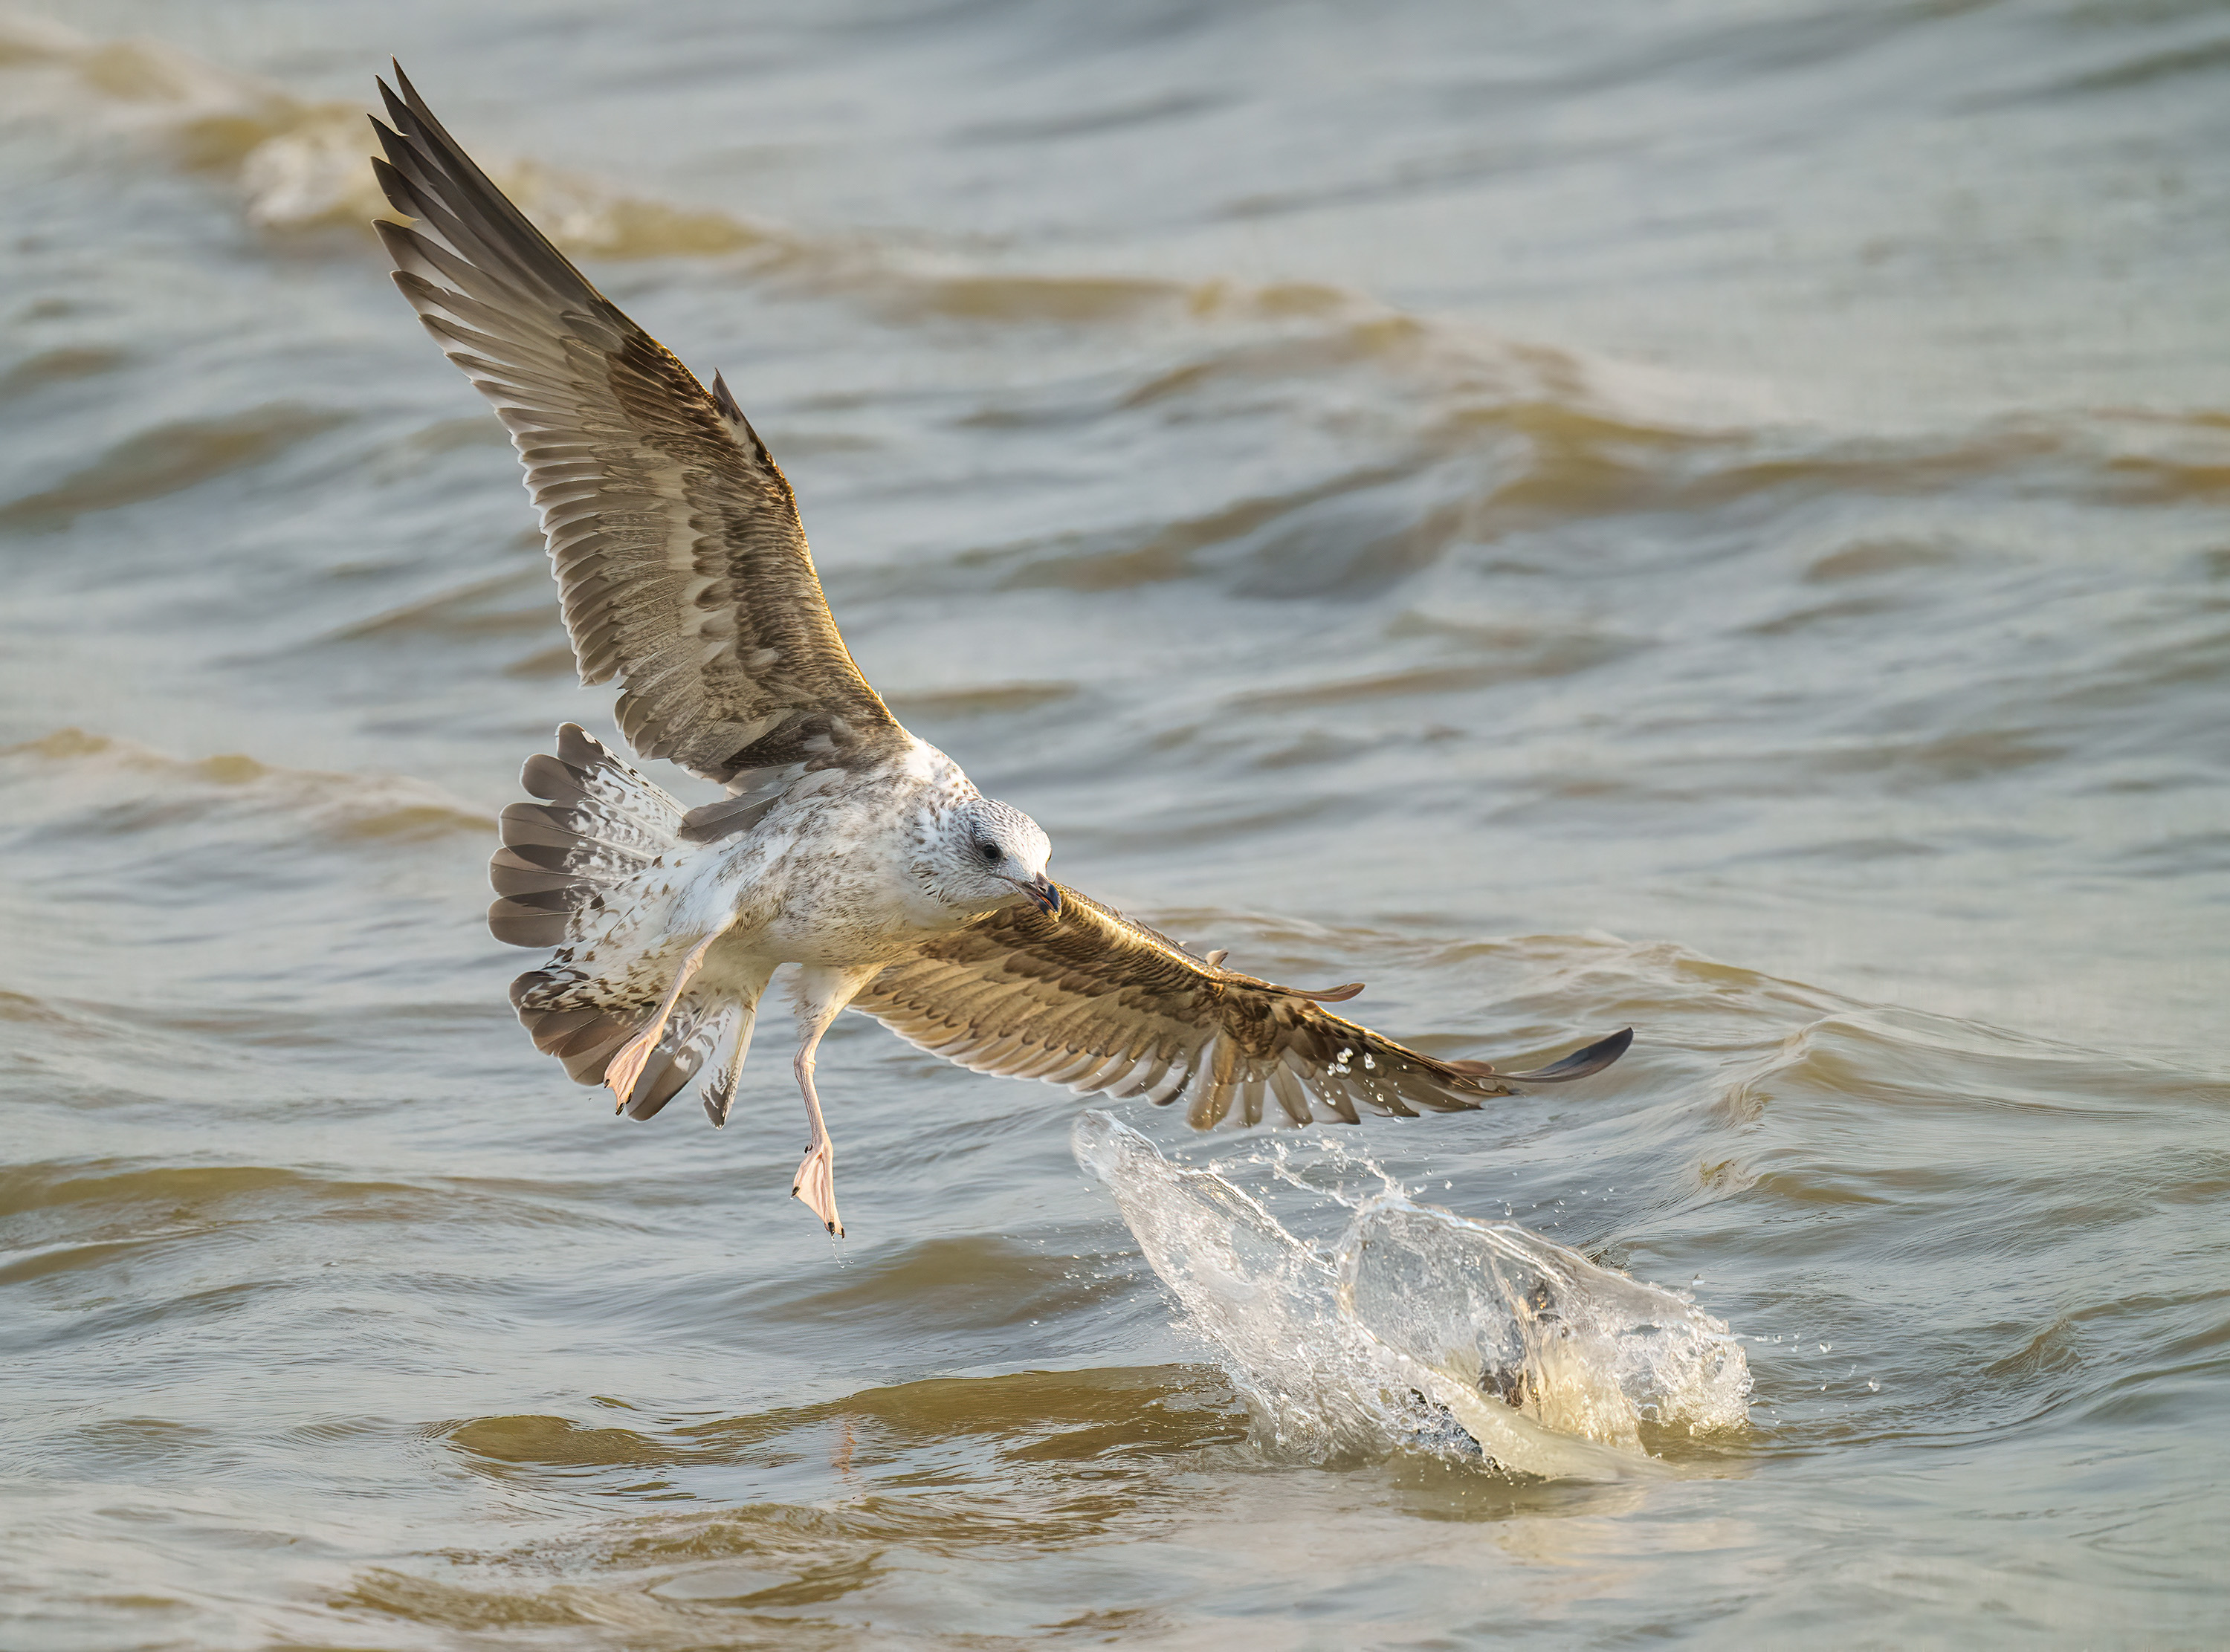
left=1022, top=875, right=1062, bottom=917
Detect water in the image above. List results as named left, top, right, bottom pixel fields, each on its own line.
left=2, top=0, right=2226, bottom=1643
left=1072, top=1113, right=1750, bottom=1475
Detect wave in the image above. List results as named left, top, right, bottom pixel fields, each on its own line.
left=0, top=403, right=350, bottom=531
left=0, top=12, right=775, bottom=258
left=0, top=7, right=1748, bottom=438
left=311, top=1366, right=1241, bottom=1630
left=1, top=727, right=494, bottom=845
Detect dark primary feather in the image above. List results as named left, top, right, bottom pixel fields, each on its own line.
left=367, top=65, right=902, bottom=788
left=853, top=889, right=1629, bottom=1130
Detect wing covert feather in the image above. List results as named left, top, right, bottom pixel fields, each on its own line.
left=369, top=67, right=900, bottom=785
left=854, top=888, right=1629, bottom=1130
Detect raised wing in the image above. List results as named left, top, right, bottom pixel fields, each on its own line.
left=853, top=888, right=1632, bottom=1129
left=369, top=67, right=901, bottom=786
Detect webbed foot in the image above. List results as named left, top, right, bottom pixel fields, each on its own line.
left=792, top=1138, right=843, bottom=1237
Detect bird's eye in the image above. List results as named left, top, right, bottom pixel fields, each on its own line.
left=977, top=842, right=999, bottom=864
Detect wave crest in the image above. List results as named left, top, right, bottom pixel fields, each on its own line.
left=0, top=15, right=774, bottom=257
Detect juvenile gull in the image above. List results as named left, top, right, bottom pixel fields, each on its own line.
left=367, top=68, right=1631, bottom=1237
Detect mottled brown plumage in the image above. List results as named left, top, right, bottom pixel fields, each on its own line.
left=858, top=891, right=1629, bottom=1129
left=371, top=69, right=899, bottom=788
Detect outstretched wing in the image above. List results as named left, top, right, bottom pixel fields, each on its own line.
left=369, top=66, right=901, bottom=786
left=853, top=888, right=1632, bottom=1129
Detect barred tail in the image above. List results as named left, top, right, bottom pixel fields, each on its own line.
left=490, top=725, right=714, bottom=1112
left=488, top=723, right=684, bottom=948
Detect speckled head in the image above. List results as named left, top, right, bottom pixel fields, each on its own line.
left=928, top=796, right=1059, bottom=917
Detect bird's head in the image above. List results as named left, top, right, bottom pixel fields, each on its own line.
left=930, top=797, right=1060, bottom=919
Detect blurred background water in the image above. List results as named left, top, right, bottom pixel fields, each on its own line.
left=1, top=1, right=2226, bottom=1645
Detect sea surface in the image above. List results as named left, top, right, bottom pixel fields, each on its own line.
left=3, top=1, right=2227, bottom=1645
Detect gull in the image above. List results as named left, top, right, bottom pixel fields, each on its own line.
left=366, top=68, right=1632, bottom=1237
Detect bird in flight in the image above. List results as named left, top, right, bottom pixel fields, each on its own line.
left=366, top=68, right=1631, bottom=1238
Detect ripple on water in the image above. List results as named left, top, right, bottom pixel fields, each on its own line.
left=1, top=728, right=494, bottom=857
left=5, top=1, right=2230, bottom=1642
left=0, top=404, right=352, bottom=531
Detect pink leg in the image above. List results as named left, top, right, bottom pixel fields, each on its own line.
left=604, top=931, right=722, bottom=1112
left=791, top=1035, right=842, bottom=1237
left=786, top=965, right=879, bottom=1237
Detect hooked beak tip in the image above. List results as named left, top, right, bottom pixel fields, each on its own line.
left=1028, top=876, right=1062, bottom=916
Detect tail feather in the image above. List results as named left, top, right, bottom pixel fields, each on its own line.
left=497, top=723, right=707, bottom=1092
left=510, top=969, right=643, bottom=1085
left=494, top=728, right=749, bottom=1117
left=488, top=843, right=586, bottom=895
left=488, top=723, right=685, bottom=950
left=618, top=994, right=736, bottom=1120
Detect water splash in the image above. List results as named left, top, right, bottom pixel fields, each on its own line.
left=1073, top=1112, right=1748, bottom=1478
left=1340, top=1201, right=1753, bottom=1451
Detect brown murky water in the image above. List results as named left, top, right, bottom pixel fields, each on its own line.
left=4, top=2, right=2228, bottom=1645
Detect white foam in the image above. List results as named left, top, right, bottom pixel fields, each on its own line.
left=1074, top=1112, right=1749, bottom=1478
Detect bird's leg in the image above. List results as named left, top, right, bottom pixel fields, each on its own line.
left=786, top=965, right=879, bottom=1237
left=791, top=1037, right=841, bottom=1237
left=702, top=963, right=774, bottom=1128
left=605, top=930, right=723, bottom=1112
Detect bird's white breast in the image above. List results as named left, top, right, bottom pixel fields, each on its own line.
left=710, top=740, right=983, bottom=970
